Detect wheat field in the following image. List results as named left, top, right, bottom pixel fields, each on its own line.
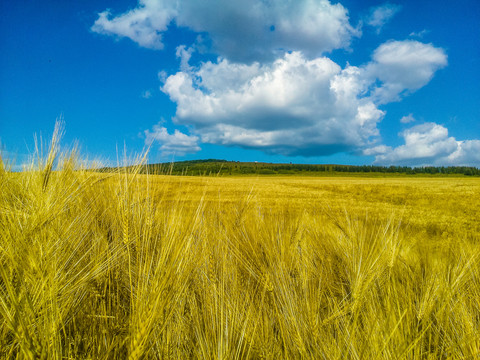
left=1, top=137, right=479, bottom=358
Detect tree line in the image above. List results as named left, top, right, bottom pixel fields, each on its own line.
left=137, top=160, right=480, bottom=176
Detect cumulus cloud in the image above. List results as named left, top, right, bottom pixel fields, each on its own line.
left=144, top=125, right=200, bottom=156
left=91, top=0, right=176, bottom=49
left=159, top=39, right=448, bottom=156
left=366, top=4, right=401, bottom=33
left=400, top=114, right=415, bottom=123
left=92, top=2, right=454, bottom=160
left=161, top=51, right=386, bottom=156
left=374, top=123, right=480, bottom=166
left=92, top=0, right=359, bottom=62
left=364, top=40, right=447, bottom=104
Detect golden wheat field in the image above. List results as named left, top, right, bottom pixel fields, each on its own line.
left=1, top=144, right=480, bottom=358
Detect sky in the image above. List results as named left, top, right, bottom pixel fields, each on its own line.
left=1, top=0, right=479, bottom=168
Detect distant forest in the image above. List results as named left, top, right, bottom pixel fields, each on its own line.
left=123, top=159, right=480, bottom=176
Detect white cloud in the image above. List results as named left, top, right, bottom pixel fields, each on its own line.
left=92, top=1, right=452, bottom=160
left=92, top=0, right=359, bottom=62
left=144, top=125, right=200, bottom=156
left=448, top=140, right=480, bottom=166
left=363, top=145, right=392, bottom=156
left=409, top=29, right=429, bottom=38
left=400, top=114, right=415, bottom=123
left=176, top=45, right=194, bottom=72
left=158, top=39, right=448, bottom=157
left=374, top=123, right=480, bottom=166
left=158, top=70, right=168, bottom=83
left=364, top=40, right=447, bottom=104
left=366, top=4, right=402, bottom=33
left=91, top=0, right=176, bottom=49
left=162, top=51, right=385, bottom=156
left=141, top=90, right=153, bottom=99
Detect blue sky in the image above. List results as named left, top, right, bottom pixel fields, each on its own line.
left=1, top=0, right=479, bottom=167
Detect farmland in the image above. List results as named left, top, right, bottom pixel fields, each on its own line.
left=1, top=151, right=479, bottom=358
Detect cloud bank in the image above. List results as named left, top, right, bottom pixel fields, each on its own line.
left=92, top=0, right=359, bottom=62
left=162, top=51, right=384, bottom=156
left=92, top=0, right=479, bottom=166
left=160, top=41, right=446, bottom=156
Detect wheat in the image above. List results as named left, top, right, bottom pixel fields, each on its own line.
left=1, top=124, right=479, bottom=358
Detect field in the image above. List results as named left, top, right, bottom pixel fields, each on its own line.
left=1, top=148, right=480, bottom=358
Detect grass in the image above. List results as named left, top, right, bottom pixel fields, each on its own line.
left=1, top=132, right=479, bottom=358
